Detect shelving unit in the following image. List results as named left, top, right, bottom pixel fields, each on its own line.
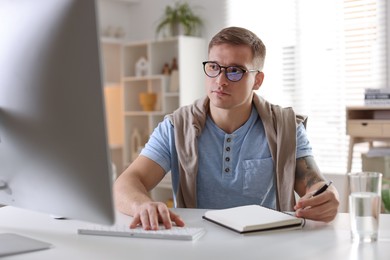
left=100, top=36, right=205, bottom=203
left=101, top=37, right=123, bottom=86
left=122, top=36, right=206, bottom=168
left=121, top=36, right=206, bottom=203
left=100, top=38, right=124, bottom=177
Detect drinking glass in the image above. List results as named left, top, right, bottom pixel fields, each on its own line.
left=348, top=172, right=382, bottom=243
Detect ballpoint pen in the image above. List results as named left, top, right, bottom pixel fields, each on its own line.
left=312, top=181, right=333, bottom=197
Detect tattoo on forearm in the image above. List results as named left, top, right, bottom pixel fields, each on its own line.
left=295, top=156, right=325, bottom=189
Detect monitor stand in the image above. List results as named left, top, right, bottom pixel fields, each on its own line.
left=0, top=233, right=52, bottom=257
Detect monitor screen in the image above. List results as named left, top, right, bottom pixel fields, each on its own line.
left=0, top=0, right=115, bottom=226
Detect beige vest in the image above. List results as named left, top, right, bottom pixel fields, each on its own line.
left=167, top=93, right=307, bottom=211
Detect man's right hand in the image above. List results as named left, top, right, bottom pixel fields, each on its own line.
left=129, top=201, right=185, bottom=230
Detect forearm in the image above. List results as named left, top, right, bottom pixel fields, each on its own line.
left=294, top=156, right=340, bottom=222
left=294, top=156, right=326, bottom=196
left=113, top=156, right=167, bottom=216
left=113, top=172, right=153, bottom=216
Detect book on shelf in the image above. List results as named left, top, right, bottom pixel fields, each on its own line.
left=365, top=93, right=390, bottom=100
left=364, top=88, right=390, bottom=105
left=202, top=205, right=305, bottom=234
left=365, top=88, right=390, bottom=94
left=364, top=99, right=390, bottom=105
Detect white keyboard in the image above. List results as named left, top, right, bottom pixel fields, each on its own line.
left=78, top=225, right=206, bottom=241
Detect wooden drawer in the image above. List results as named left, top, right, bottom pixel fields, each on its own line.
left=347, top=120, right=383, bottom=137
left=383, top=123, right=390, bottom=137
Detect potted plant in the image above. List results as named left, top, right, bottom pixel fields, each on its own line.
left=155, top=1, right=203, bottom=38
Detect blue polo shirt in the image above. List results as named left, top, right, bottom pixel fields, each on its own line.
left=140, top=106, right=313, bottom=209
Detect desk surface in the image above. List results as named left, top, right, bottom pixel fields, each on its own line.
left=1, top=206, right=390, bottom=260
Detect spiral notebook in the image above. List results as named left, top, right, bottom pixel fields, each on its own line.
left=202, top=205, right=304, bottom=234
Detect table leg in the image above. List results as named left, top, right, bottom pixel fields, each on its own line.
left=347, top=137, right=355, bottom=173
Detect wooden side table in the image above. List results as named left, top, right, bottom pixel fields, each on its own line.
left=346, top=106, right=390, bottom=172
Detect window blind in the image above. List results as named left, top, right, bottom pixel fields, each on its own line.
left=227, top=0, right=388, bottom=174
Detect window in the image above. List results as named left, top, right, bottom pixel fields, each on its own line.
left=227, top=0, right=388, bottom=174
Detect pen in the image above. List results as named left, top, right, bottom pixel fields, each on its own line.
left=312, top=181, right=332, bottom=197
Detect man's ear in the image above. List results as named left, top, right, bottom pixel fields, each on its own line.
left=253, top=71, right=265, bottom=90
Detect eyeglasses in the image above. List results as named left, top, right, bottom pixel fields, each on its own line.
left=202, top=61, right=260, bottom=82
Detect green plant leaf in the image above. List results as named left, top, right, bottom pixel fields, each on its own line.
left=155, top=1, right=203, bottom=37
left=382, top=188, right=390, bottom=213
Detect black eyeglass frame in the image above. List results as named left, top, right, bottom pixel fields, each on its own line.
left=202, top=61, right=260, bottom=82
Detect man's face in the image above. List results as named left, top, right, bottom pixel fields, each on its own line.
left=205, top=44, right=263, bottom=111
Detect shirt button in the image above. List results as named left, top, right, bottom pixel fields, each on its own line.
left=225, top=157, right=230, bottom=162
left=226, top=138, right=231, bottom=142
left=226, top=147, right=230, bottom=152
left=224, top=168, right=230, bottom=173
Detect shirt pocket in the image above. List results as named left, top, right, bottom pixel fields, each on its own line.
left=242, top=157, right=274, bottom=198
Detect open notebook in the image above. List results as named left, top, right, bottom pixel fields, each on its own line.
left=202, top=205, right=304, bottom=234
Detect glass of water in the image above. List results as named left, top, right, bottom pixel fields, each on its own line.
left=348, top=172, right=382, bottom=243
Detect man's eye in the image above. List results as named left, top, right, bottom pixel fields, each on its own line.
left=228, top=67, right=243, bottom=74
left=209, top=64, right=219, bottom=70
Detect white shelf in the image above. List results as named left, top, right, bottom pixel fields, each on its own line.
left=100, top=37, right=124, bottom=44
left=104, top=82, right=121, bottom=88
left=164, top=92, right=179, bottom=97
left=122, top=74, right=166, bottom=82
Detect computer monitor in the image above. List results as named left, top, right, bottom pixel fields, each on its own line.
left=0, top=0, right=115, bottom=227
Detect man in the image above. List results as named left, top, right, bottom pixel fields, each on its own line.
left=114, top=26, right=339, bottom=230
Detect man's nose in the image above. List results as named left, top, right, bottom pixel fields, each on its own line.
left=215, top=69, right=229, bottom=86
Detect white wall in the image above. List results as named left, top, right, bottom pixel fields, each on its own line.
left=97, top=0, right=227, bottom=43
left=323, top=173, right=348, bottom=213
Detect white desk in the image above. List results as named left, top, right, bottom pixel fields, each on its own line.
left=1, top=206, right=390, bottom=260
